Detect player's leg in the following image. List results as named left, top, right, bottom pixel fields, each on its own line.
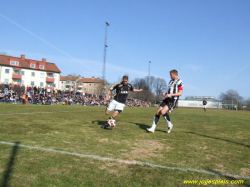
left=102, top=101, right=124, bottom=129
left=111, top=110, right=120, bottom=119
left=111, top=102, right=124, bottom=121
left=102, top=101, right=115, bottom=129
left=162, top=107, right=173, bottom=133
left=146, top=106, right=163, bottom=133
left=105, top=109, right=111, bottom=115
left=162, top=100, right=176, bottom=133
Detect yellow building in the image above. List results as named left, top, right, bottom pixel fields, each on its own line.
left=60, top=75, right=109, bottom=95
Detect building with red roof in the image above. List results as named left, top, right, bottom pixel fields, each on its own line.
left=59, top=75, right=109, bottom=95
left=0, top=54, right=61, bottom=90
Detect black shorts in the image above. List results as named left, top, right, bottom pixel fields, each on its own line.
left=160, top=98, right=178, bottom=113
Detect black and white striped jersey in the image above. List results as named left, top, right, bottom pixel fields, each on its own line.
left=166, top=78, right=183, bottom=100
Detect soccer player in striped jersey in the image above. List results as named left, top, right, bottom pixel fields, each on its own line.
left=101, top=75, right=143, bottom=129
left=147, top=69, right=183, bottom=133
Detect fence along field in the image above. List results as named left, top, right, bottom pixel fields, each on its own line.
left=0, top=105, right=249, bottom=186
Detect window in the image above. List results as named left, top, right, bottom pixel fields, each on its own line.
left=4, top=78, right=9, bottom=83
left=10, top=61, right=19, bottom=66
left=89, top=83, right=92, bottom=86
left=20, top=71, right=25, bottom=75
left=89, top=88, right=91, bottom=91
left=40, top=73, right=45, bottom=78
left=5, top=69, right=10, bottom=74
left=40, top=82, right=44, bottom=87
left=31, top=81, right=35, bottom=86
left=84, top=88, right=87, bottom=91
left=16, top=79, right=22, bottom=84
left=48, top=74, right=54, bottom=78
left=84, top=83, right=87, bottom=86
left=94, top=83, right=96, bottom=86
left=66, top=80, right=71, bottom=84
left=30, top=64, right=36, bottom=68
left=39, top=65, right=44, bottom=69
left=47, top=83, right=54, bottom=87
left=31, top=72, right=35, bottom=76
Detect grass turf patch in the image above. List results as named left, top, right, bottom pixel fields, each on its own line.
left=0, top=105, right=249, bottom=186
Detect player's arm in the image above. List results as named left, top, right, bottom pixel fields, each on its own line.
left=133, top=88, right=143, bottom=92
left=164, top=90, right=183, bottom=98
left=130, top=83, right=143, bottom=92
left=106, top=82, right=119, bottom=101
left=163, top=84, right=183, bottom=98
left=105, top=89, right=112, bottom=102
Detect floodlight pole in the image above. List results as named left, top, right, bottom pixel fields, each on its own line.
left=149, top=61, right=151, bottom=76
left=102, top=22, right=110, bottom=95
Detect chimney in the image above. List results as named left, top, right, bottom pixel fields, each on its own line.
left=92, top=76, right=95, bottom=79
left=42, top=58, right=46, bottom=63
left=21, top=54, right=25, bottom=60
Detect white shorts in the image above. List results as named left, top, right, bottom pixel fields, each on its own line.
left=203, top=105, right=206, bottom=108
left=107, top=100, right=125, bottom=112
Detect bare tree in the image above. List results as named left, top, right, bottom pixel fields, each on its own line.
left=145, top=76, right=155, bottom=92
left=153, top=77, right=167, bottom=99
left=132, top=78, right=147, bottom=90
left=219, top=89, right=244, bottom=109
left=130, top=78, right=154, bottom=102
left=218, top=89, right=243, bottom=102
left=246, top=98, right=250, bottom=110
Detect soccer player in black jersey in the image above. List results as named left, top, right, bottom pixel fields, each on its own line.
left=147, top=69, right=183, bottom=133
left=203, top=98, right=207, bottom=112
left=101, top=75, right=143, bottom=129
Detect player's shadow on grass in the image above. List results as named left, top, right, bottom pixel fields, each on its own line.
left=1, top=141, right=20, bottom=187
left=187, top=132, right=250, bottom=148
left=205, top=168, right=250, bottom=187
left=92, top=120, right=112, bottom=130
left=130, top=122, right=168, bottom=133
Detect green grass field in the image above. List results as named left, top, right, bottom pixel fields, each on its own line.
left=0, top=104, right=249, bottom=187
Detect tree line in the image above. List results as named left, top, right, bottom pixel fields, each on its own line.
left=128, top=76, right=167, bottom=103
left=124, top=76, right=250, bottom=110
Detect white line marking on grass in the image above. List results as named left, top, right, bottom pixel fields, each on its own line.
left=0, top=111, right=72, bottom=116
left=1, top=141, right=249, bottom=179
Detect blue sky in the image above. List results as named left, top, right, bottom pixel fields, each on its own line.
left=0, top=0, right=249, bottom=99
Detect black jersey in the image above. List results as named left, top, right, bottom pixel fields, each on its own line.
left=110, top=82, right=134, bottom=104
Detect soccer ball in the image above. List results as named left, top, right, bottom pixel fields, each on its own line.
left=108, top=119, right=116, bottom=127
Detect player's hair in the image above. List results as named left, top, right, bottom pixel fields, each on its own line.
left=123, top=75, right=129, bottom=80
left=170, top=69, right=178, bottom=75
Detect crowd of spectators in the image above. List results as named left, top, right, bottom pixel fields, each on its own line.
left=0, top=83, right=151, bottom=107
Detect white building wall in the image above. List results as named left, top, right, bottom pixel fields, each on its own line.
left=0, top=66, right=2, bottom=83
left=53, top=73, right=60, bottom=89
left=178, top=100, right=222, bottom=109
left=1, top=66, right=12, bottom=83
left=0, top=66, right=60, bottom=89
